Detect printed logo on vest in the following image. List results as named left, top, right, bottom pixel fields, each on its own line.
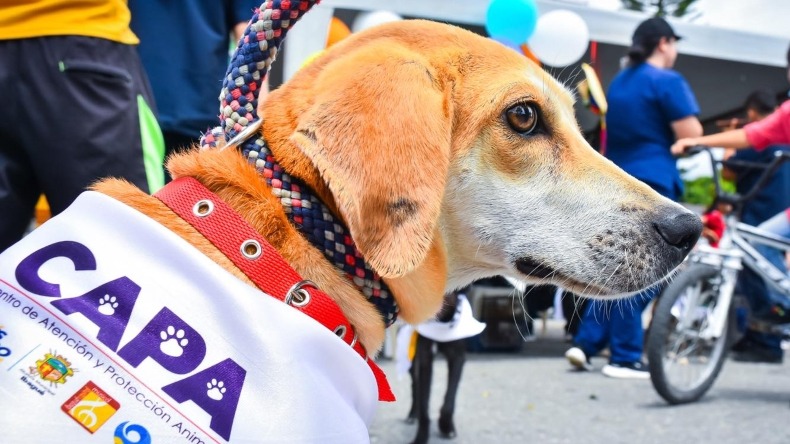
left=17, top=240, right=247, bottom=441
left=114, top=421, right=152, bottom=444
left=0, top=325, right=10, bottom=363
left=61, top=381, right=120, bottom=433
left=31, top=351, right=76, bottom=385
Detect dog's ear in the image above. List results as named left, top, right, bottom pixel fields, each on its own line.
left=290, top=42, right=452, bottom=278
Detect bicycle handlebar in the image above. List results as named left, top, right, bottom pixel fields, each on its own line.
left=687, top=145, right=790, bottom=208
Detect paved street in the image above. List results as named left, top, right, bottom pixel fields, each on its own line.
left=369, top=319, right=790, bottom=444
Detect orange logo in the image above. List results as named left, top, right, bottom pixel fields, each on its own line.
left=62, top=381, right=120, bottom=433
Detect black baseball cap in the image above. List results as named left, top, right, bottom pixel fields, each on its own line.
left=632, top=17, right=682, bottom=45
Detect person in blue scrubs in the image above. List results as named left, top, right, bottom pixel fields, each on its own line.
left=565, top=17, right=703, bottom=379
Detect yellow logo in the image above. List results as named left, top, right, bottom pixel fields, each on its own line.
left=62, top=381, right=120, bottom=433
left=31, top=352, right=75, bottom=385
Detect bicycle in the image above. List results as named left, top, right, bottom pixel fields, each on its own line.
left=645, top=145, right=790, bottom=405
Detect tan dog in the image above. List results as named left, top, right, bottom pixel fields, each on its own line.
left=0, top=18, right=703, bottom=443
left=96, top=20, right=700, bottom=356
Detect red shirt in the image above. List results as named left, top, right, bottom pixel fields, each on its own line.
left=744, top=100, right=790, bottom=150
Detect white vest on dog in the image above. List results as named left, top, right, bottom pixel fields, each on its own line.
left=416, top=294, right=486, bottom=342
left=0, top=192, right=377, bottom=443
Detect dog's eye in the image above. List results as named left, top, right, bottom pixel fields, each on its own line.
left=505, top=103, right=539, bottom=135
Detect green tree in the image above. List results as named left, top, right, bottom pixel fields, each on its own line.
left=621, top=0, right=699, bottom=18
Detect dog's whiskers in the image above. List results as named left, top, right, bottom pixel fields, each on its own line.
left=597, top=261, right=623, bottom=297
left=512, top=285, right=534, bottom=342
left=567, top=66, right=584, bottom=93
left=622, top=248, right=639, bottom=292
left=570, top=291, right=585, bottom=328
left=597, top=262, right=624, bottom=320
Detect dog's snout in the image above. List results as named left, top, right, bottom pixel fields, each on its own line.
left=653, top=208, right=703, bottom=254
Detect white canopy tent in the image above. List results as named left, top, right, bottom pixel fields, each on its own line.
left=283, top=0, right=789, bottom=80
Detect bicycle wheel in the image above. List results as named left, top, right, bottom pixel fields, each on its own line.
left=646, top=264, right=731, bottom=404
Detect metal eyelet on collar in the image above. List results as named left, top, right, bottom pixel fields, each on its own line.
left=333, top=325, right=347, bottom=340
left=349, top=328, right=358, bottom=348
left=285, top=280, right=316, bottom=307
left=192, top=199, right=214, bottom=217
left=240, top=239, right=262, bottom=260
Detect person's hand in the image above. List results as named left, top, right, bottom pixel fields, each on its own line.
left=700, top=210, right=725, bottom=247
left=725, top=117, right=743, bottom=131
left=671, top=138, right=697, bottom=156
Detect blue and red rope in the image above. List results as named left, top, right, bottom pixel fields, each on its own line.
left=201, top=0, right=399, bottom=326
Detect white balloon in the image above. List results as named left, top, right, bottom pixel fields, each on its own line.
left=528, top=10, right=590, bottom=67
left=352, top=10, right=403, bottom=33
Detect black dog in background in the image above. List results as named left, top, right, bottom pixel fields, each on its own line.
left=407, top=291, right=467, bottom=444
left=404, top=284, right=584, bottom=443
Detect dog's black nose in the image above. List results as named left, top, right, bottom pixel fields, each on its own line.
left=653, top=208, right=703, bottom=255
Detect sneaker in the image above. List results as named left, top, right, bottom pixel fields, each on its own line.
left=731, top=347, right=783, bottom=364
left=729, top=335, right=752, bottom=353
left=565, top=347, right=592, bottom=371
left=602, top=361, right=650, bottom=379
left=730, top=334, right=784, bottom=364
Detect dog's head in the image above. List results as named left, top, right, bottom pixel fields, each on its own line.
left=263, top=20, right=701, bottom=323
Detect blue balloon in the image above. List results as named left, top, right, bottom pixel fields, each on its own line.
left=485, top=0, right=539, bottom=45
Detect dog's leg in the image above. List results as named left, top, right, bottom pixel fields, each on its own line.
left=438, top=339, right=466, bottom=439
left=406, top=356, right=418, bottom=424
left=411, top=335, right=435, bottom=444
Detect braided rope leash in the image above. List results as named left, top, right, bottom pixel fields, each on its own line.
left=200, top=1, right=398, bottom=327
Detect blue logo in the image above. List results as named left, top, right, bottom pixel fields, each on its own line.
left=0, top=326, right=10, bottom=360
left=114, top=421, right=151, bottom=444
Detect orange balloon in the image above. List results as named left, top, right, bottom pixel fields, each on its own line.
left=326, top=17, right=351, bottom=48
left=520, top=43, right=541, bottom=66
